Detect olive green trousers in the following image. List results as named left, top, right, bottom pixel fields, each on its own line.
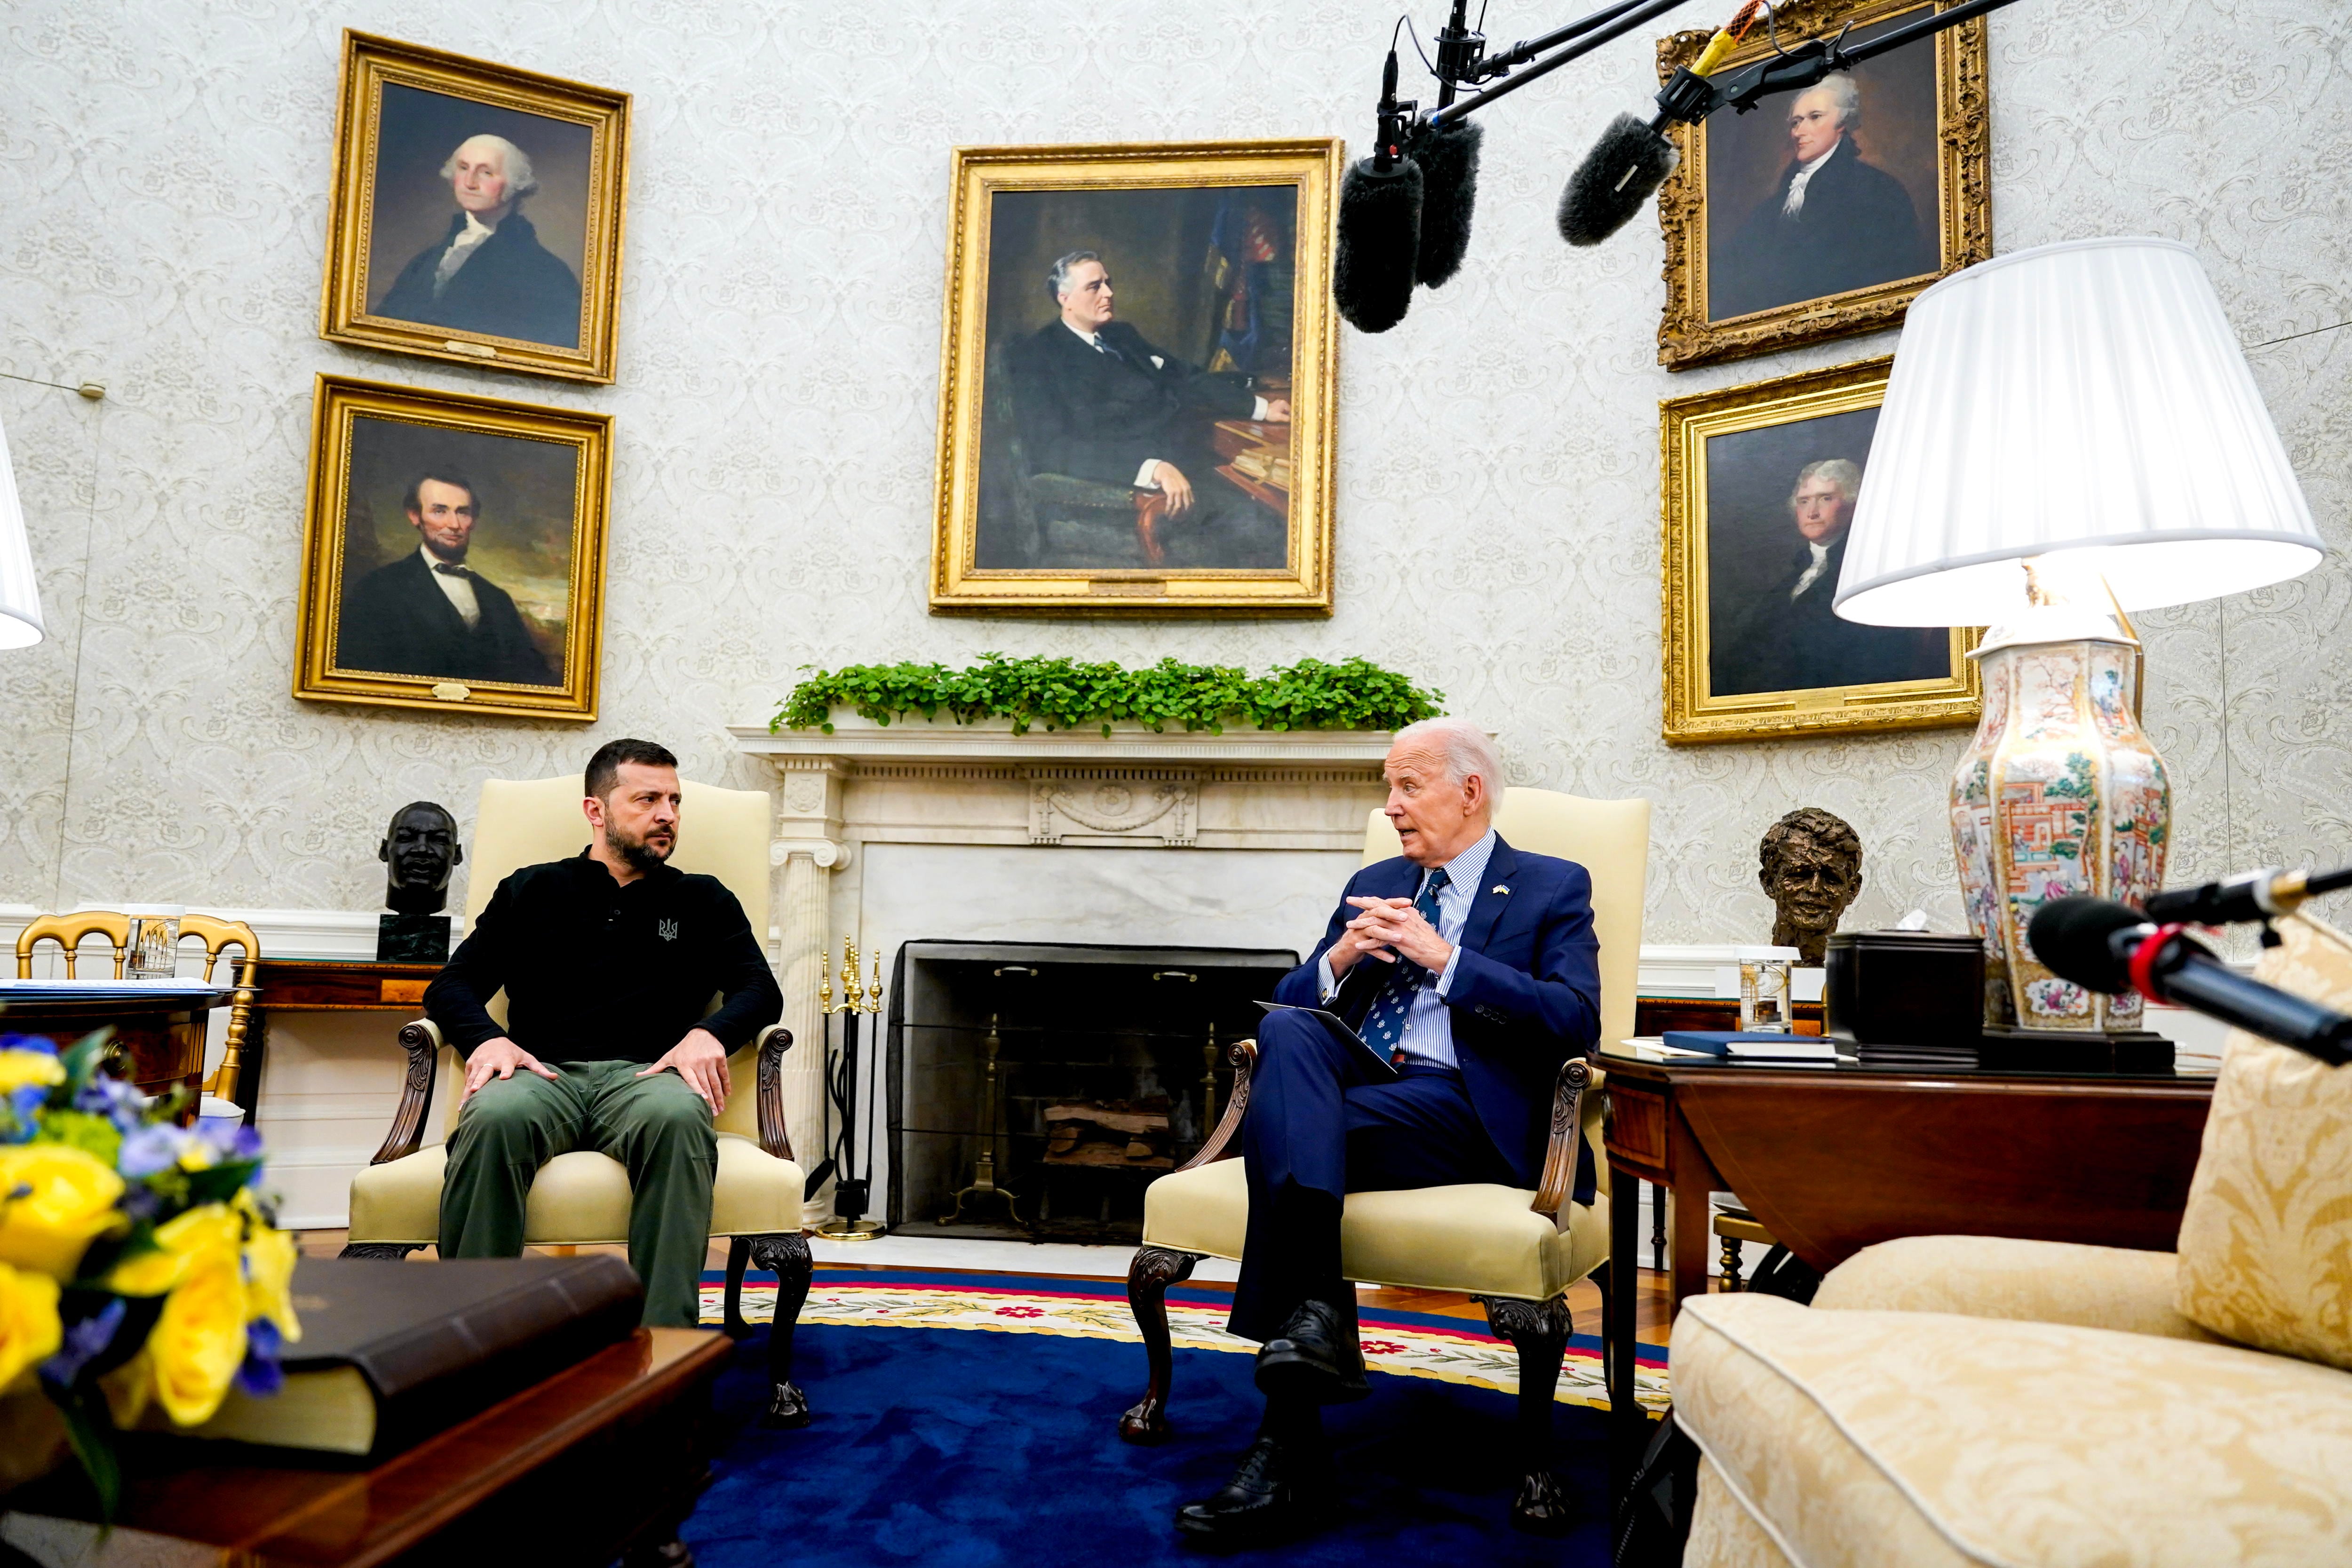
left=439, top=1059, right=715, bottom=1327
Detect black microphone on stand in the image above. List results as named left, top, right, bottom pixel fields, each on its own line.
left=2144, top=865, right=2352, bottom=929
left=2029, top=896, right=2352, bottom=1067
left=1333, top=46, right=1424, bottom=333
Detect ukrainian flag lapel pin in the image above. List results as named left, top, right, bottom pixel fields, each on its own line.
left=1493, top=884, right=1509, bottom=895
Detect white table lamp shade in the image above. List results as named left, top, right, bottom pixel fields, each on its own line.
left=0, top=408, right=42, bottom=649
left=1836, top=237, right=2322, bottom=627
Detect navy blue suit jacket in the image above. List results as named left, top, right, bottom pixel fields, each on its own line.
left=1271, top=835, right=1601, bottom=1191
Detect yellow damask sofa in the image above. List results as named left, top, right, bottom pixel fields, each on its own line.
left=1672, top=911, right=2352, bottom=1567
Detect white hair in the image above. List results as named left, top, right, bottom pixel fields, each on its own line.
left=440, top=134, right=540, bottom=199
left=1801, top=72, right=1861, bottom=129
left=1392, top=716, right=1505, bottom=797
left=1047, top=249, right=1103, bottom=302
left=1791, top=457, right=1863, bottom=506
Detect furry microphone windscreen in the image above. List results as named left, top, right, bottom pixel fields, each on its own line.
left=1557, top=113, right=1679, bottom=247
left=1333, top=156, right=1424, bottom=333
left=1408, top=119, right=1482, bottom=287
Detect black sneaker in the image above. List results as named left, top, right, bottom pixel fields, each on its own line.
left=1254, top=1298, right=1371, bottom=1404
left=1174, top=1433, right=1337, bottom=1543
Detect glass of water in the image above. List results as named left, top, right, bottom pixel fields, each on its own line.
left=1736, top=945, right=1800, bottom=1032
left=120, top=905, right=184, bottom=980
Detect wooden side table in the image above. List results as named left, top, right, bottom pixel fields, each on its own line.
left=4, top=1327, right=729, bottom=1567
left=1598, top=1050, right=2216, bottom=1442
left=234, top=958, right=442, bottom=1124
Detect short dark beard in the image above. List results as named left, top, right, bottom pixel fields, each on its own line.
left=607, top=823, right=675, bottom=873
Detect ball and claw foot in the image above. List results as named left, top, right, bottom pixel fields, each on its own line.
left=620, top=1535, right=694, bottom=1568
left=1510, top=1469, right=1575, bottom=1536
left=1119, top=1394, right=1173, bottom=1446
left=763, top=1379, right=810, bottom=1429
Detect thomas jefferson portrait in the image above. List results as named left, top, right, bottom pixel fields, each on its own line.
left=364, top=83, right=593, bottom=350
left=1705, top=52, right=1940, bottom=321
left=976, top=186, right=1302, bottom=572
left=1706, top=409, right=1950, bottom=698
left=333, top=416, right=576, bottom=689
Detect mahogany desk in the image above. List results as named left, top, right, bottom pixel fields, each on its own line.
left=231, top=958, right=441, bottom=1122
left=4, top=1327, right=730, bottom=1568
left=1597, top=1049, right=2216, bottom=1437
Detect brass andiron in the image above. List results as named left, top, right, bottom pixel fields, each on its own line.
left=943, top=1011, right=1021, bottom=1228
left=816, top=936, right=886, bottom=1242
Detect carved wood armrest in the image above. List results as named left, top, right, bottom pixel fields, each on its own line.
left=1530, top=1055, right=1596, bottom=1225
left=370, top=1019, right=445, bottom=1166
left=754, top=1023, right=797, bottom=1163
left=1176, top=1039, right=1256, bottom=1170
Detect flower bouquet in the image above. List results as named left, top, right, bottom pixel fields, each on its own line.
left=0, top=1029, right=299, bottom=1513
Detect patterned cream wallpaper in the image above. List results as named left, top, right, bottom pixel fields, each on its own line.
left=0, top=0, right=2346, bottom=945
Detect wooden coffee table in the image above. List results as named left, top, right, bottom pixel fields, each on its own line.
left=2, top=1327, right=732, bottom=1567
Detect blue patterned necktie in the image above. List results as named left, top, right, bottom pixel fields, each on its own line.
left=1361, top=868, right=1449, bottom=1067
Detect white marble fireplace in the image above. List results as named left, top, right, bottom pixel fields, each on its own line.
left=730, top=717, right=1390, bottom=1225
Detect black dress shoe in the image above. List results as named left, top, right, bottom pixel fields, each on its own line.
left=1174, top=1433, right=1336, bottom=1543
left=1255, top=1299, right=1371, bottom=1404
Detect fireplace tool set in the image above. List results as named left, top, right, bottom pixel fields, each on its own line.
left=809, top=937, right=884, bottom=1241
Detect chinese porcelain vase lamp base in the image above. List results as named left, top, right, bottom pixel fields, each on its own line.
left=1834, top=237, right=2324, bottom=1059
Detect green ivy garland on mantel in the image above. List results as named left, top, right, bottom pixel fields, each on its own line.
left=772, top=653, right=1444, bottom=738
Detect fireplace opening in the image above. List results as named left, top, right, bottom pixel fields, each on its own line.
left=886, top=940, right=1299, bottom=1243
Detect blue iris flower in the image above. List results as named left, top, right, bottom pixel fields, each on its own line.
left=117, top=1123, right=188, bottom=1178
left=234, top=1317, right=285, bottom=1397
left=0, top=1034, right=59, bottom=1056
left=40, top=1298, right=126, bottom=1389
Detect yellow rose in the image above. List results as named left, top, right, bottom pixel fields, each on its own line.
left=0, top=1050, right=64, bottom=1094
left=146, top=1246, right=247, bottom=1426
left=0, top=1145, right=126, bottom=1281
left=241, top=1220, right=301, bottom=1344
left=0, top=1262, right=62, bottom=1390
left=108, top=1201, right=241, bottom=1297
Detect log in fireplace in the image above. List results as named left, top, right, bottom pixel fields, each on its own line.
left=885, top=940, right=1297, bottom=1243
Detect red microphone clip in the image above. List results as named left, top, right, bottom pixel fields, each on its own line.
left=2127, top=922, right=2199, bottom=1005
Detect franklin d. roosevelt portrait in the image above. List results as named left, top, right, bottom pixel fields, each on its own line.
left=1711, top=457, right=1947, bottom=697
left=1710, top=72, right=1938, bottom=320
left=1001, top=250, right=1291, bottom=569
left=372, top=133, right=583, bottom=349
left=339, top=469, right=558, bottom=687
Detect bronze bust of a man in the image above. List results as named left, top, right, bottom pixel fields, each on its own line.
left=1758, top=807, right=1863, bottom=964
left=378, top=801, right=463, bottom=961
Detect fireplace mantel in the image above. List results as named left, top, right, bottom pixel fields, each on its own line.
left=730, top=717, right=1390, bottom=1222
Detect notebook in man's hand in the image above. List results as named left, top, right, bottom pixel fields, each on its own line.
left=1254, top=1001, right=1401, bottom=1080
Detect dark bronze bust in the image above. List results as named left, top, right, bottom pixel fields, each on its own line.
left=378, top=801, right=462, bottom=961
left=1758, top=807, right=1863, bottom=965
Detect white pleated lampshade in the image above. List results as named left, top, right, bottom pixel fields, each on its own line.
left=0, top=408, right=42, bottom=649
left=1835, top=236, right=2322, bottom=627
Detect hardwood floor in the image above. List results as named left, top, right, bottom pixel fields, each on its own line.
left=296, top=1230, right=1688, bottom=1344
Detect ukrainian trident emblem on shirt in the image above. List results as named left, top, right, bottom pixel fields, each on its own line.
left=657, top=918, right=679, bottom=942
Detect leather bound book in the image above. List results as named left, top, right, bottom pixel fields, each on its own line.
left=171, top=1254, right=644, bottom=1460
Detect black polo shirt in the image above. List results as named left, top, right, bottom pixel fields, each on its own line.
left=426, top=850, right=784, bottom=1063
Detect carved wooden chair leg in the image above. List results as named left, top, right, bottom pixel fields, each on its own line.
left=1479, top=1294, right=1577, bottom=1537
left=1119, top=1244, right=1201, bottom=1444
left=1720, top=1231, right=1746, bottom=1292
left=747, top=1232, right=813, bottom=1428
left=723, top=1235, right=753, bottom=1339
left=337, top=1242, right=423, bottom=1260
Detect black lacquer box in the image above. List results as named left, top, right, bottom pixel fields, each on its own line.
left=1823, top=931, right=1986, bottom=1053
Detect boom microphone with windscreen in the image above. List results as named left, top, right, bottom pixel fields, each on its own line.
left=1408, top=118, right=1483, bottom=286
left=2029, top=895, right=2352, bottom=1067
left=1558, top=113, right=1678, bottom=247
left=1333, top=48, right=1424, bottom=333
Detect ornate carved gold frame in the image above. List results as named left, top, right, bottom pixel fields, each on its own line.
left=294, top=374, right=612, bottom=721
left=318, top=31, right=630, bottom=384
left=1654, top=0, right=1990, bottom=371
left=1660, top=357, right=1982, bottom=744
left=929, top=140, right=1342, bottom=617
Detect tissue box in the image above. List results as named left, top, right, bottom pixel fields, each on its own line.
left=1823, top=931, right=1984, bottom=1049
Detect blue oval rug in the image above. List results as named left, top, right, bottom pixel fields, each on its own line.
left=686, top=1320, right=1620, bottom=1566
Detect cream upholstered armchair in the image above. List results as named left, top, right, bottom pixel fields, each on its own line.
left=1120, top=787, right=1650, bottom=1535
left=342, top=776, right=815, bottom=1426
left=1672, top=909, right=2352, bottom=1568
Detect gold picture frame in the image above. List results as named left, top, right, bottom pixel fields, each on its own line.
left=1654, top=0, right=1990, bottom=370
left=294, top=375, right=612, bottom=721
left=930, top=139, right=1342, bottom=616
left=1661, top=357, right=1981, bottom=744
left=319, top=31, right=630, bottom=384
